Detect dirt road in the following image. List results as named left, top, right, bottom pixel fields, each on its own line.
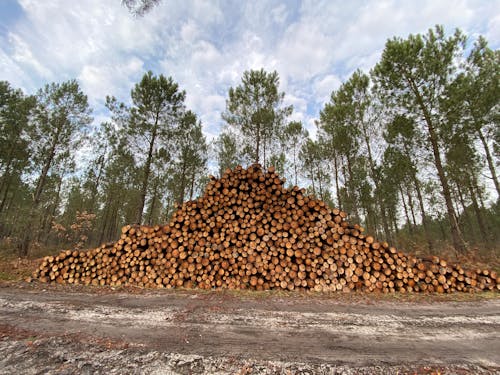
left=0, top=284, right=499, bottom=374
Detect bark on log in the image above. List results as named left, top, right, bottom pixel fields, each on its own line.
left=33, top=164, right=500, bottom=293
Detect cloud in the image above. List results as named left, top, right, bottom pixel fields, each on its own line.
left=1, top=0, right=499, bottom=150
left=276, top=21, right=332, bottom=81
left=180, top=20, right=199, bottom=44
left=313, top=74, right=342, bottom=106
left=8, top=32, right=52, bottom=78
left=9, top=1, right=166, bottom=91
left=271, top=4, right=288, bottom=25
left=486, top=14, right=500, bottom=44
left=0, top=47, right=35, bottom=92
left=78, top=56, right=144, bottom=106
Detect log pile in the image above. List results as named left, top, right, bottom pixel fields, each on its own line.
left=33, top=164, right=500, bottom=293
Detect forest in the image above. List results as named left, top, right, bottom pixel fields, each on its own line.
left=0, top=25, right=498, bottom=258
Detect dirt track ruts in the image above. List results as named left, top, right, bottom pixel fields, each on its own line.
left=0, top=285, right=499, bottom=374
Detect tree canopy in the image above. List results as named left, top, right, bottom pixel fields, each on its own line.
left=1, top=25, right=498, bottom=257
left=222, top=69, right=292, bottom=167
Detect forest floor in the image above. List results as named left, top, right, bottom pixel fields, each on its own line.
left=0, top=281, right=499, bottom=374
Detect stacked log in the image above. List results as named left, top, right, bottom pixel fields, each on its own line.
left=33, top=164, right=500, bottom=293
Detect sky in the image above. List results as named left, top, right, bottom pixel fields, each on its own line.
left=1, top=0, right=499, bottom=141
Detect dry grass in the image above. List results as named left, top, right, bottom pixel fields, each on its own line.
left=215, top=286, right=500, bottom=303
left=0, top=257, right=41, bottom=281
left=405, top=240, right=500, bottom=273
left=0, top=238, right=68, bottom=281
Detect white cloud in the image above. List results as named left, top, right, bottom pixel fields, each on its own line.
left=276, top=21, right=332, bottom=80
left=192, top=40, right=223, bottom=68
left=8, top=32, right=52, bottom=78
left=1, top=0, right=499, bottom=148
left=12, top=1, right=164, bottom=89
left=78, top=56, right=144, bottom=106
left=313, top=74, right=342, bottom=106
left=486, top=14, right=500, bottom=44
left=180, top=20, right=199, bottom=43
left=306, top=118, right=318, bottom=140
left=283, top=93, right=307, bottom=126
left=284, top=94, right=307, bottom=113
left=0, top=48, right=35, bottom=92
left=271, top=4, right=288, bottom=25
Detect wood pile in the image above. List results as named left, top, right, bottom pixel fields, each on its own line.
left=33, top=164, right=500, bottom=293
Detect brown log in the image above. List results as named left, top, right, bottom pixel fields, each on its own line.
left=32, top=164, right=500, bottom=294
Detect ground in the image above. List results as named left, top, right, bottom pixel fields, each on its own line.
left=0, top=281, right=499, bottom=374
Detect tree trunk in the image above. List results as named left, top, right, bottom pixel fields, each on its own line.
left=467, top=178, right=487, bottom=240
left=346, top=155, right=359, bottom=220
left=293, top=148, right=298, bottom=186
left=19, top=124, right=62, bottom=256
left=310, top=169, right=316, bottom=197
left=407, top=76, right=466, bottom=253
left=380, top=202, right=392, bottom=243
left=40, top=176, right=63, bottom=244
left=399, top=185, right=413, bottom=235
left=255, top=122, right=261, bottom=164
left=90, top=153, right=106, bottom=211
left=476, top=179, right=487, bottom=211
left=0, top=146, right=14, bottom=198
left=316, top=166, right=323, bottom=200
left=136, top=121, right=158, bottom=224
left=454, top=182, right=472, bottom=240
left=413, top=176, right=433, bottom=250
left=164, top=197, right=174, bottom=222
left=0, top=172, right=13, bottom=214
left=333, top=152, right=342, bottom=210
left=438, top=217, right=447, bottom=241
left=390, top=208, right=399, bottom=248
left=262, top=137, right=267, bottom=169
left=107, top=201, right=119, bottom=242
left=406, top=188, right=417, bottom=228
left=177, top=159, right=187, bottom=206
left=189, top=170, right=196, bottom=201
left=147, top=177, right=159, bottom=226
left=473, top=175, right=491, bottom=234
left=361, top=128, right=383, bottom=237
left=98, top=199, right=111, bottom=245
left=477, top=128, right=500, bottom=198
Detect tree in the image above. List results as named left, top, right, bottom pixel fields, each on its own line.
left=444, top=131, right=488, bottom=240
left=19, top=80, right=92, bottom=256
left=384, top=115, right=433, bottom=249
left=81, top=127, right=108, bottom=214
left=451, top=37, right=500, bottom=198
left=282, top=121, right=308, bottom=186
left=318, top=74, right=363, bottom=221
left=0, top=82, right=35, bottom=216
left=215, top=131, right=240, bottom=177
left=372, top=25, right=467, bottom=253
left=299, top=138, right=331, bottom=202
left=97, top=131, right=141, bottom=243
left=376, top=152, right=400, bottom=244
left=122, top=0, right=161, bottom=16
left=320, top=70, right=392, bottom=237
left=168, top=110, right=207, bottom=206
left=222, top=69, right=292, bottom=166
left=119, top=71, right=186, bottom=223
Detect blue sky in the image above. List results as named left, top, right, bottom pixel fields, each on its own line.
left=1, top=0, right=499, bottom=141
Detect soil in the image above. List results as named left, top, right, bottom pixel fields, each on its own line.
left=0, top=282, right=499, bottom=374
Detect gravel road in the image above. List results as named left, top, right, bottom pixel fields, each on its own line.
left=0, top=284, right=499, bottom=374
